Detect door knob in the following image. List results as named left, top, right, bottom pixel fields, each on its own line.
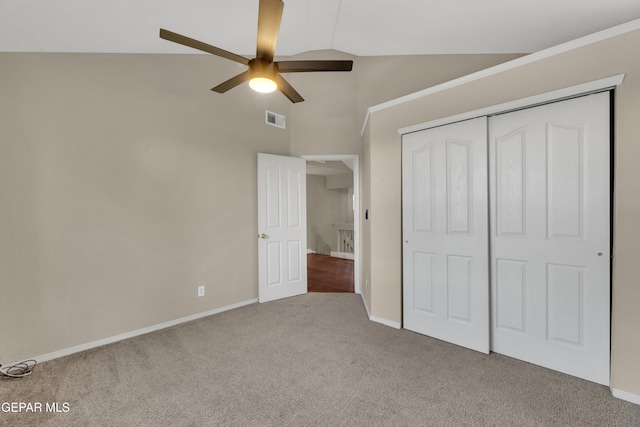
left=260, top=233, right=269, bottom=239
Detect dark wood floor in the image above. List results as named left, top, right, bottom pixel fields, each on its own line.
left=307, top=253, right=354, bottom=293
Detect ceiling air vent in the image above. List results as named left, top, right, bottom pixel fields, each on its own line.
left=265, top=110, right=285, bottom=129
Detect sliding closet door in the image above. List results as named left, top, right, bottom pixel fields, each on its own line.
left=489, top=92, right=610, bottom=385
left=402, top=117, right=489, bottom=353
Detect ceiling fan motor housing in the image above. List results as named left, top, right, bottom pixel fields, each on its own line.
left=249, top=58, right=279, bottom=80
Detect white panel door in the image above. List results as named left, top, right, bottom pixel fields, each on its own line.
left=489, top=92, right=610, bottom=385
left=402, top=117, right=490, bottom=353
left=257, top=153, right=307, bottom=303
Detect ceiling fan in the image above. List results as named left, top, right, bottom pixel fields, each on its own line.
left=159, top=0, right=353, bottom=103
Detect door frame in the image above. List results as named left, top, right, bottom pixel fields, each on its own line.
left=301, top=154, right=361, bottom=294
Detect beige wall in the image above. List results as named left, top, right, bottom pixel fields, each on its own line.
left=293, top=53, right=522, bottom=317
left=365, top=28, right=640, bottom=395
left=354, top=54, right=526, bottom=125
left=0, top=53, right=291, bottom=362
left=288, top=51, right=361, bottom=157
left=0, top=50, right=520, bottom=366
left=355, top=54, right=524, bottom=321
left=287, top=52, right=524, bottom=157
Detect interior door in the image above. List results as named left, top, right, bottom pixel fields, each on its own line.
left=402, top=117, right=490, bottom=353
left=257, top=153, right=307, bottom=303
left=489, top=92, right=610, bottom=385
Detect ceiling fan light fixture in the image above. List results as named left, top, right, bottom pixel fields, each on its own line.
left=160, top=0, right=352, bottom=103
left=249, top=76, right=277, bottom=93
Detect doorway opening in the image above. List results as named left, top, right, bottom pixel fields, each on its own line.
left=302, top=154, right=360, bottom=294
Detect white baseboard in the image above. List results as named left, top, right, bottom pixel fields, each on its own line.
left=17, top=298, right=258, bottom=366
left=359, top=293, right=401, bottom=329
left=370, top=315, right=401, bottom=329
left=612, top=388, right=640, bottom=405
left=360, top=292, right=371, bottom=318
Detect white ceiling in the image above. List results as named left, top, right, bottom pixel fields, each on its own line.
left=2, top=0, right=640, bottom=56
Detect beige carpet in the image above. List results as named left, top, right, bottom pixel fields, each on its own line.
left=1, top=293, right=639, bottom=426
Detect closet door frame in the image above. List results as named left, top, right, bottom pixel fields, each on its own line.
left=398, top=76, right=623, bottom=136
left=400, top=76, right=621, bottom=382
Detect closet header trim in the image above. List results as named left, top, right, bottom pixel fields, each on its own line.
left=398, top=74, right=624, bottom=136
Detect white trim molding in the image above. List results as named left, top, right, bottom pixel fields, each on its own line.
left=398, top=74, right=624, bottom=135
left=612, top=388, right=640, bottom=405
left=16, top=299, right=258, bottom=366
left=360, top=17, right=640, bottom=135
left=301, top=154, right=361, bottom=294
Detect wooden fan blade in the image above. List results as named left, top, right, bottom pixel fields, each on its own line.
left=160, top=29, right=250, bottom=66
left=211, top=71, right=252, bottom=93
left=274, top=74, right=304, bottom=103
left=276, top=60, right=353, bottom=73
left=256, top=0, right=284, bottom=62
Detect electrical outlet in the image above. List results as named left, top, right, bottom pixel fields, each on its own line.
left=197, top=285, right=205, bottom=297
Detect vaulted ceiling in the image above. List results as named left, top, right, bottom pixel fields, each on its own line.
left=2, top=0, right=640, bottom=56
